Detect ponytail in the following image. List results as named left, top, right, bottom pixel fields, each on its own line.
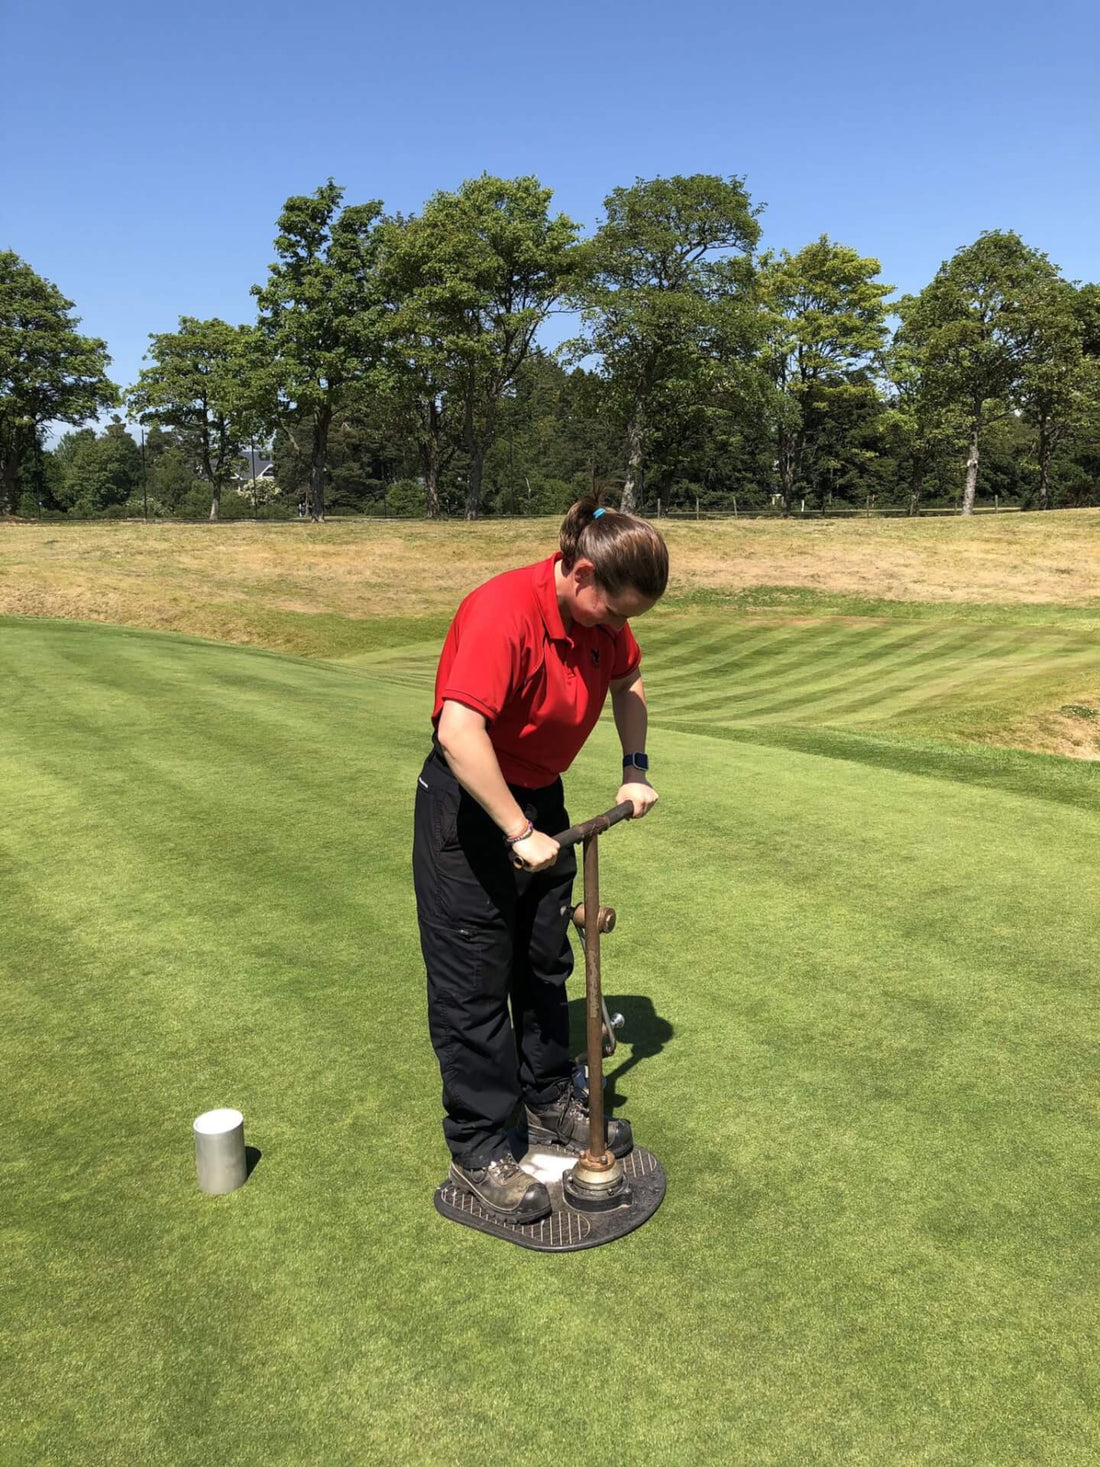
left=559, top=496, right=669, bottom=600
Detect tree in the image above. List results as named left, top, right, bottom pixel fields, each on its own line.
left=573, top=174, right=760, bottom=513
left=895, top=232, right=1059, bottom=515
left=1075, top=283, right=1100, bottom=359
left=881, top=337, right=965, bottom=515
left=0, top=252, right=117, bottom=515
left=52, top=418, right=142, bottom=514
left=127, top=317, right=259, bottom=520
left=1016, top=278, right=1100, bottom=508
left=253, top=181, right=385, bottom=521
left=272, top=402, right=407, bottom=515
left=379, top=174, right=579, bottom=518
left=756, top=237, right=892, bottom=514
left=140, top=425, right=202, bottom=513
left=374, top=213, right=460, bottom=520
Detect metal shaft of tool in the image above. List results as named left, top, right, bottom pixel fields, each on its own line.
left=581, top=833, right=613, bottom=1170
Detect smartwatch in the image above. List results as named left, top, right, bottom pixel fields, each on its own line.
left=622, top=752, right=649, bottom=772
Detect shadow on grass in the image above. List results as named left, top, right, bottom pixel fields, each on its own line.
left=245, top=1146, right=262, bottom=1178
left=567, top=994, right=675, bottom=1109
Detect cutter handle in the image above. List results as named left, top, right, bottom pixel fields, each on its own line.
left=553, top=801, right=635, bottom=851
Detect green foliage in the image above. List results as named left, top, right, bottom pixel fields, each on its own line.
left=756, top=237, right=893, bottom=512
left=1015, top=278, right=1100, bottom=507
left=898, top=232, right=1051, bottom=407
left=895, top=232, right=1069, bottom=513
left=273, top=410, right=404, bottom=515
left=480, top=353, right=621, bottom=512
left=880, top=334, right=967, bottom=512
left=8, top=192, right=1100, bottom=522
left=51, top=418, right=142, bottom=513
left=146, top=443, right=204, bottom=512
left=572, top=174, right=761, bottom=511
left=377, top=174, right=580, bottom=518
left=253, top=180, right=386, bottom=520
left=0, top=251, right=117, bottom=514
left=127, top=316, right=259, bottom=521
left=385, top=477, right=426, bottom=516
left=502, top=473, right=574, bottom=515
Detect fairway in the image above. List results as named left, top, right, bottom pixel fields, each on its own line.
left=4, top=609, right=1100, bottom=1465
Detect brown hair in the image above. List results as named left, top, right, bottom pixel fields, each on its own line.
left=559, top=496, right=669, bottom=600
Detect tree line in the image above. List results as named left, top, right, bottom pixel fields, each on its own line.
left=3, top=172, right=1098, bottom=522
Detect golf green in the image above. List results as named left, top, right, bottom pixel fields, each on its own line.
left=3, top=613, right=1099, bottom=1465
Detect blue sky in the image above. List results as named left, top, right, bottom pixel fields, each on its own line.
left=3, top=0, right=1098, bottom=406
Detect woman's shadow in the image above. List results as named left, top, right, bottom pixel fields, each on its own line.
left=567, top=994, right=674, bottom=1109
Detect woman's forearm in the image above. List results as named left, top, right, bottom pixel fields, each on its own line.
left=611, top=675, right=649, bottom=757
left=436, top=701, right=529, bottom=835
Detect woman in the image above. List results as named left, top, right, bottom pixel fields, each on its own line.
left=412, top=498, right=669, bottom=1223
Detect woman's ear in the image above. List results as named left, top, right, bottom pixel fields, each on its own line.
left=572, top=558, right=596, bottom=591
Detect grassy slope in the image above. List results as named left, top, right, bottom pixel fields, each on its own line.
left=356, top=607, right=1100, bottom=782
left=2, top=513, right=1099, bottom=762
left=3, top=618, right=1100, bottom=1465
left=3, top=511, right=1100, bottom=629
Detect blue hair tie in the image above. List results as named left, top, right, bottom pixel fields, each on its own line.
left=593, top=507, right=606, bottom=519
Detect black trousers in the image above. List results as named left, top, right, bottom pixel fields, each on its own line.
left=412, top=748, right=577, bottom=1166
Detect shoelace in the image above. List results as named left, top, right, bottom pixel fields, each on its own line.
left=486, top=1154, right=522, bottom=1181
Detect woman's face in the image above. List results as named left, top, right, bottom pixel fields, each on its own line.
left=566, top=559, right=658, bottom=631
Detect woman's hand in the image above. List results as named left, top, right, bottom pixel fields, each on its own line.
left=511, top=829, right=561, bottom=872
left=618, top=780, right=659, bottom=819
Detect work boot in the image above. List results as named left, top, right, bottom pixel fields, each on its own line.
left=525, top=1089, right=633, bottom=1158
left=448, top=1152, right=551, bottom=1224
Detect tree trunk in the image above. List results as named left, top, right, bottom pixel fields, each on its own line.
left=620, top=405, right=643, bottom=515
left=0, top=452, right=18, bottom=516
left=461, top=384, right=494, bottom=521
left=907, top=458, right=923, bottom=517
left=418, top=400, right=444, bottom=519
left=1037, top=416, right=1052, bottom=510
left=961, top=419, right=980, bottom=516
left=199, top=425, right=219, bottom=522
left=777, top=424, right=796, bottom=516
left=465, top=447, right=484, bottom=521
left=310, top=405, right=331, bottom=521
left=424, top=448, right=442, bottom=520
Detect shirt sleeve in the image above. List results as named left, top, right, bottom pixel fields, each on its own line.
left=437, top=595, right=526, bottom=723
left=610, top=624, right=642, bottom=680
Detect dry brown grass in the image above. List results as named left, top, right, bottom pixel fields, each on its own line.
left=983, top=700, right=1100, bottom=761
left=2, top=510, right=1099, bottom=636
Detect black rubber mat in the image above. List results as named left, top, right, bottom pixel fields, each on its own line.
left=434, top=1144, right=666, bottom=1252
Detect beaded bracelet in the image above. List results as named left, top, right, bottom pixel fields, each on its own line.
left=503, top=820, right=534, bottom=847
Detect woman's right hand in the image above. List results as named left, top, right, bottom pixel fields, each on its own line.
left=510, top=830, right=560, bottom=872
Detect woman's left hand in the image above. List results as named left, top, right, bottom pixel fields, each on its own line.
left=618, top=780, right=659, bottom=819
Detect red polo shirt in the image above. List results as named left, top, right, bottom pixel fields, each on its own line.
left=432, top=553, right=641, bottom=787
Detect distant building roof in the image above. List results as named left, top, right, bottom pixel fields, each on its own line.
left=236, top=455, right=275, bottom=479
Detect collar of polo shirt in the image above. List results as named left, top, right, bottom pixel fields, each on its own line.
left=535, top=553, right=573, bottom=645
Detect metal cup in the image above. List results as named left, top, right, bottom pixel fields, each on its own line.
left=193, top=1108, right=247, bottom=1195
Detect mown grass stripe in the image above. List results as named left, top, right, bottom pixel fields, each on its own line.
left=659, top=624, right=978, bottom=719
left=656, top=718, right=1100, bottom=813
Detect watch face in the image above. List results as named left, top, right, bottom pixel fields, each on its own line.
left=625, top=753, right=649, bottom=771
